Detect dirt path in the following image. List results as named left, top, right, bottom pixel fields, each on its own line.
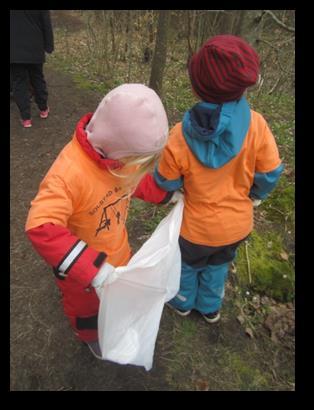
left=10, top=66, right=294, bottom=391
left=10, top=67, right=172, bottom=391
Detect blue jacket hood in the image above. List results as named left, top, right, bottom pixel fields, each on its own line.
left=182, top=96, right=251, bottom=169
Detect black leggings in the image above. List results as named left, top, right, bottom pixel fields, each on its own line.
left=10, top=63, right=48, bottom=120
left=179, top=235, right=248, bottom=268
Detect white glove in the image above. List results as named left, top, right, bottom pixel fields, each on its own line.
left=252, top=199, right=262, bottom=207
left=91, top=262, right=115, bottom=289
left=169, top=190, right=184, bottom=204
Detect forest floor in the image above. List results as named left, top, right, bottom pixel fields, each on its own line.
left=10, top=66, right=295, bottom=391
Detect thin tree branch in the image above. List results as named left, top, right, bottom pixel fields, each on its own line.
left=187, top=10, right=194, bottom=56
left=268, top=73, right=284, bottom=95
left=245, top=240, right=252, bottom=284
left=259, top=39, right=294, bottom=76
left=279, top=36, right=295, bottom=46
left=263, top=10, right=295, bottom=33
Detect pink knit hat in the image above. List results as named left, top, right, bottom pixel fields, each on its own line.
left=86, top=84, right=169, bottom=159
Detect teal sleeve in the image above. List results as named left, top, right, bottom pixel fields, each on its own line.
left=249, top=163, right=284, bottom=200
left=153, top=167, right=183, bottom=192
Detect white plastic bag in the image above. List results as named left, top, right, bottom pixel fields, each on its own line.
left=97, top=199, right=184, bottom=371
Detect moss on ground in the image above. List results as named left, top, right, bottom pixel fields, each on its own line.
left=263, top=175, right=295, bottom=229
left=235, top=230, right=294, bottom=302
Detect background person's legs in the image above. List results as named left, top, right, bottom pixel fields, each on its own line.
left=10, top=63, right=31, bottom=120
left=28, top=63, right=48, bottom=112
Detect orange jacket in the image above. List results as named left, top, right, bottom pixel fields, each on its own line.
left=25, top=113, right=168, bottom=287
left=155, top=108, right=282, bottom=247
left=25, top=113, right=168, bottom=341
left=26, top=133, right=132, bottom=267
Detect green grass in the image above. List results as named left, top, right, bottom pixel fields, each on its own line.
left=163, top=71, right=198, bottom=123
left=264, top=175, right=294, bottom=220
left=248, top=93, right=295, bottom=168
left=159, top=310, right=288, bottom=391
left=235, top=230, right=295, bottom=302
left=127, top=199, right=171, bottom=232
left=126, top=199, right=174, bottom=253
left=161, top=315, right=208, bottom=390
left=218, top=351, right=269, bottom=390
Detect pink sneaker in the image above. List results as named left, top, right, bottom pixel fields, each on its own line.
left=40, top=107, right=49, bottom=119
left=22, top=119, right=32, bottom=128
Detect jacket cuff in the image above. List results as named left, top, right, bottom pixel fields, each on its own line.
left=133, top=173, right=170, bottom=204
left=153, top=168, right=183, bottom=191
left=249, top=163, right=284, bottom=200
left=26, top=223, right=107, bottom=287
left=159, top=191, right=175, bottom=204
left=59, top=247, right=106, bottom=287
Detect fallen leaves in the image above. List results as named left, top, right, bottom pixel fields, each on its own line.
left=229, top=262, right=237, bottom=274
left=251, top=295, right=261, bottom=309
left=283, top=167, right=294, bottom=178
left=245, top=327, right=254, bottom=338
left=195, top=379, right=210, bottom=391
left=280, top=251, right=289, bottom=261
left=263, top=304, right=295, bottom=343
left=237, top=315, right=245, bottom=325
left=234, top=290, right=294, bottom=346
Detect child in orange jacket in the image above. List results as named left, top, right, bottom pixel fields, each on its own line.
left=154, top=35, right=284, bottom=323
left=25, top=84, right=173, bottom=358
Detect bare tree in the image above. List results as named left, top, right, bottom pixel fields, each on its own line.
left=124, top=11, right=130, bottom=58
left=60, top=10, right=294, bottom=97
left=126, top=11, right=133, bottom=81
left=149, top=10, right=171, bottom=97
left=263, top=10, right=295, bottom=33
left=233, top=10, right=247, bottom=36
left=187, top=10, right=196, bottom=56
left=186, top=10, right=220, bottom=56
left=220, top=10, right=235, bottom=34
left=245, top=10, right=265, bottom=47
left=143, top=10, right=155, bottom=63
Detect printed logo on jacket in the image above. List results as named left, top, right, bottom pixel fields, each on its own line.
left=89, top=186, right=129, bottom=236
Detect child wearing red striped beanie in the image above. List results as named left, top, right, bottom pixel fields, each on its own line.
left=154, top=35, right=284, bottom=323
left=188, top=34, right=260, bottom=103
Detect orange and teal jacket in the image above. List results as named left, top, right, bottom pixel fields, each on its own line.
left=154, top=97, right=283, bottom=247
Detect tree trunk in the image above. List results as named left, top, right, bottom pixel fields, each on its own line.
left=233, top=10, right=247, bottom=36
left=124, top=10, right=130, bottom=59
left=143, top=10, right=155, bottom=63
left=149, top=10, right=170, bottom=97
left=109, top=11, right=116, bottom=57
left=127, top=11, right=133, bottom=81
left=186, top=10, right=194, bottom=57
left=246, top=10, right=265, bottom=47
left=220, top=10, right=235, bottom=34
left=196, top=11, right=203, bottom=50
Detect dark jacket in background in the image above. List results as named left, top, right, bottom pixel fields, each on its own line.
left=10, top=10, right=54, bottom=64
